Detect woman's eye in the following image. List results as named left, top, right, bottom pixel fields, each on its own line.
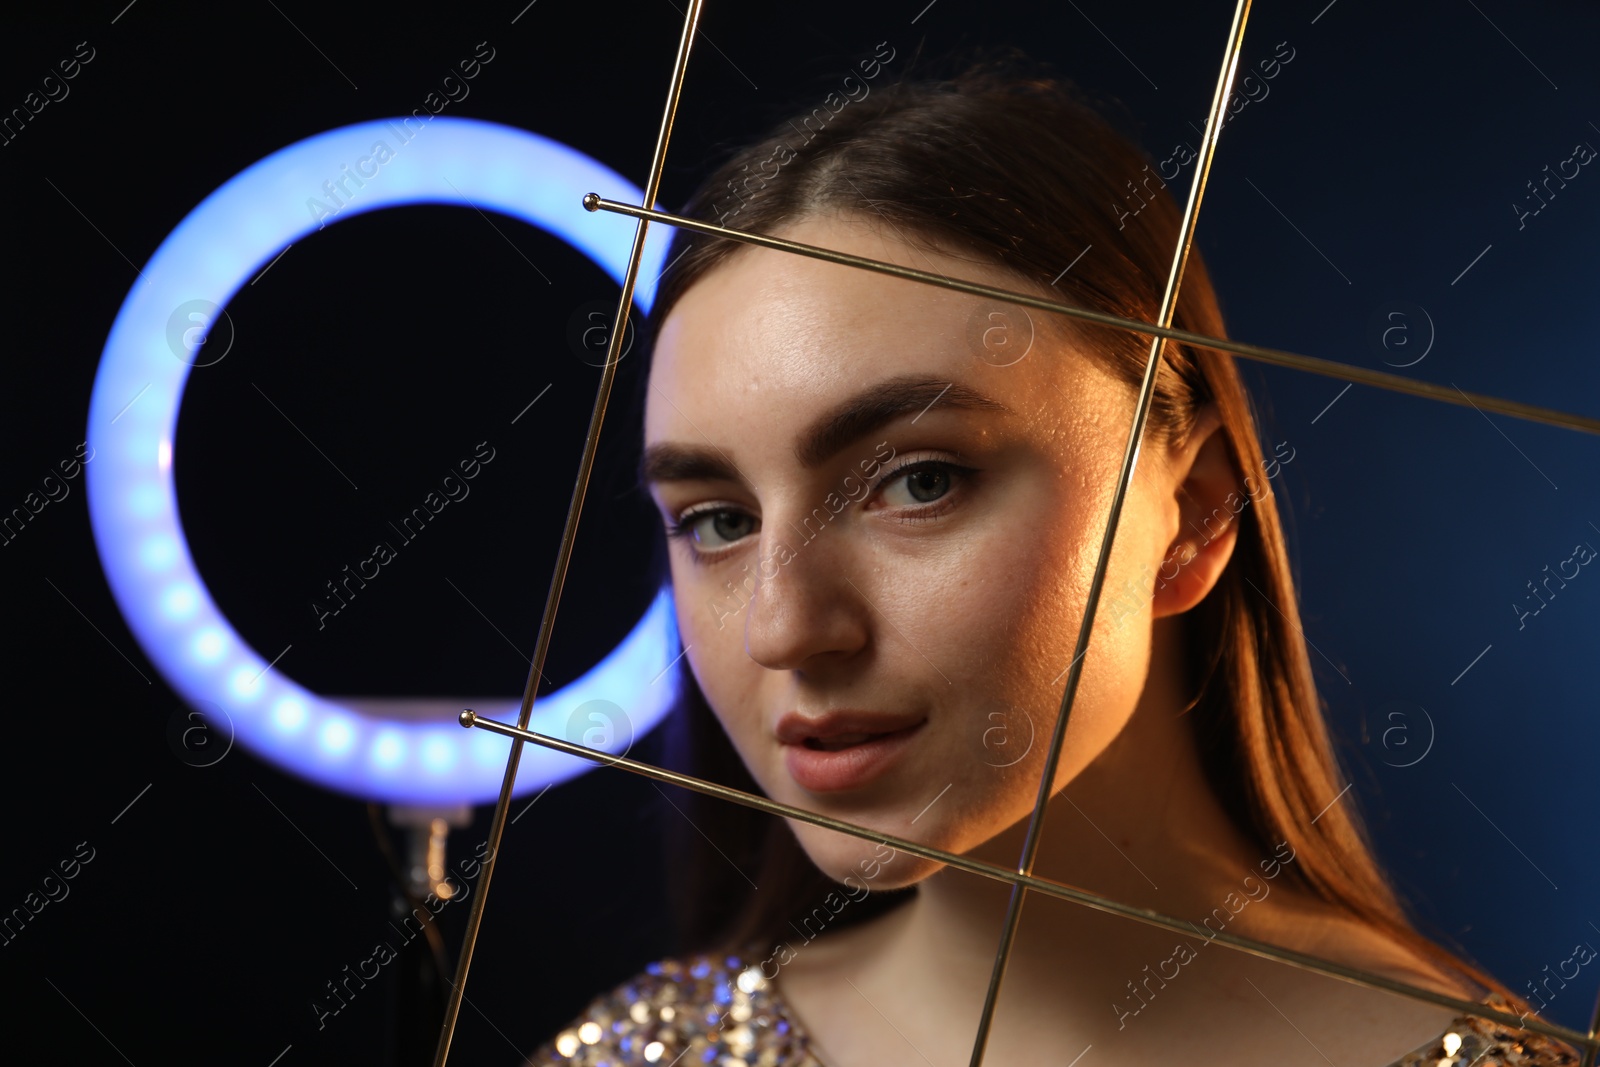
left=673, top=508, right=758, bottom=550
left=879, top=462, right=955, bottom=507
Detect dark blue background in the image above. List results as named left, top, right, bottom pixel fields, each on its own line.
left=1, top=0, right=1595, bottom=1062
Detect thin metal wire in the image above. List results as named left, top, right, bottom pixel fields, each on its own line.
left=584, top=196, right=1600, bottom=437
left=458, top=709, right=1596, bottom=1054
left=426, top=2, right=707, bottom=1063
left=962, top=1, right=1253, bottom=1060
left=1584, top=981, right=1600, bottom=1067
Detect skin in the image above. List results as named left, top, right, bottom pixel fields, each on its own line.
left=644, top=213, right=1470, bottom=1066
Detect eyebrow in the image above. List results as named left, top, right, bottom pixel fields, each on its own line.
left=639, top=374, right=1011, bottom=487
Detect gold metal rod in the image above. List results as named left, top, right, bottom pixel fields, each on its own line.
left=964, top=2, right=1254, bottom=1062
left=1583, top=980, right=1600, bottom=1067
left=583, top=195, right=1600, bottom=438
left=426, top=2, right=707, bottom=1063
left=459, top=709, right=1594, bottom=1052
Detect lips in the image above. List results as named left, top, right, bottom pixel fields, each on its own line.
left=776, top=710, right=926, bottom=792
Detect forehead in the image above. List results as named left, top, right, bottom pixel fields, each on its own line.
left=645, top=214, right=1104, bottom=447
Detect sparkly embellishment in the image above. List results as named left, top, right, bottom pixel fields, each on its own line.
left=524, top=948, right=826, bottom=1066
left=1386, top=994, right=1580, bottom=1067
left=523, top=950, right=1578, bottom=1065
left=726, top=1024, right=755, bottom=1054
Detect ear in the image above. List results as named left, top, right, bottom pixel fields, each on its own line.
left=1151, top=407, right=1244, bottom=620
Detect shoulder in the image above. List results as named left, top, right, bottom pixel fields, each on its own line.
left=1383, top=995, right=1583, bottom=1067
left=1228, top=897, right=1582, bottom=1065
left=524, top=948, right=825, bottom=1066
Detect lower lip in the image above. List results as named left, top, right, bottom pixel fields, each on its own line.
left=782, top=724, right=925, bottom=793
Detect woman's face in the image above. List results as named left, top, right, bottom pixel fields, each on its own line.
left=643, top=212, right=1225, bottom=888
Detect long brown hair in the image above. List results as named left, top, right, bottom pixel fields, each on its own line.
left=632, top=55, right=1518, bottom=1008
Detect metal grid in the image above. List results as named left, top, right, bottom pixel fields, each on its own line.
left=430, top=2, right=1600, bottom=1064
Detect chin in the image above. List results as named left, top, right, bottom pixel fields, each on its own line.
left=793, top=812, right=979, bottom=895
left=787, top=817, right=955, bottom=894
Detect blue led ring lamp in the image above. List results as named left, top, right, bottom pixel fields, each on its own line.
left=86, top=118, right=679, bottom=804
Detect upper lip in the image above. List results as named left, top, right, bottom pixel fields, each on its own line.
left=776, top=709, right=926, bottom=746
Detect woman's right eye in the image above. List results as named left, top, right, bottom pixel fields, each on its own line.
left=666, top=507, right=760, bottom=554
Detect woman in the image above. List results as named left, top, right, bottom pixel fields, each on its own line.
left=527, top=62, right=1580, bottom=1066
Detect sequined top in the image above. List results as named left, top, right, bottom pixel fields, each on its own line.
left=524, top=951, right=1581, bottom=1066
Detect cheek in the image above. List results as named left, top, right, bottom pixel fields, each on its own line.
left=844, top=488, right=1083, bottom=838
left=1039, top=500, right=1164, bottom=787
left=953, top=481, right=1103, bottom=691
left=942, top=481, right=1159, bottom=813
left=672, top=561, right=768, bottom=763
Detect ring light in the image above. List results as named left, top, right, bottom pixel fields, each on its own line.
left=86, top=117, right=678, bottom=804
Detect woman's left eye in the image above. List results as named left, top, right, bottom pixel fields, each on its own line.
left=877, top=460, right=964, bottom=508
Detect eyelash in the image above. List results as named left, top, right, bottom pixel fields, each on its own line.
left=877, top=457, right=966, bottom=525
left=662, top=505, right=745, bottom=556
left=663, top=456, right=974, bottom=563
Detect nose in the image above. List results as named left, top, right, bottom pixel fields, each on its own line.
left=741, top=526, right=871, bottom=672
